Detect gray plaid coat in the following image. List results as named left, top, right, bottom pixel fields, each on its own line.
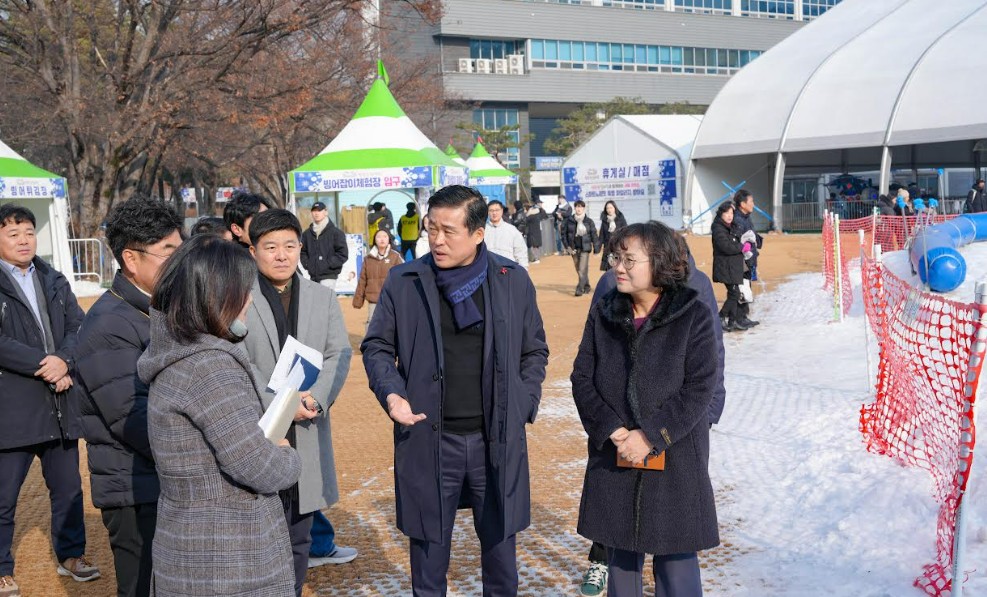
left=139, top=311, right=302, bottom=596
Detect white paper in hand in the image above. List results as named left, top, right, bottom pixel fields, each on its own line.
left=267, top=335, right=322, bottom=393
left=258, top=361, right=306, bottom=443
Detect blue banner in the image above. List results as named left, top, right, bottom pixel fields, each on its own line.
left=294, top=167, right=433, bottom=193
left=0, top=177, right=66, bottom=200
left=562, top=160, right=677, bottom=206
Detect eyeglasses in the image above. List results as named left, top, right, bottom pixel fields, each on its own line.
left=607, top=253, right=648, bottom=269
left=130, top=248, right=175, bottom=261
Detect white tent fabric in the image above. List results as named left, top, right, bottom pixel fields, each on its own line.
left=0, top=139, right=27, bottom=161
left=692, top=0, right=987, bottom=159
left=562, top=115, right=703, bottom=228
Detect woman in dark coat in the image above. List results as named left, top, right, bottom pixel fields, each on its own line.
left=525, top=200, right=549, bottom=263
left=138, top=236, right=302, bottom=597
left=598, top=200, right=628, bottom=271
left=572, top=222, right=718, bottom=597
left=711, top=202, right=749, bottom=333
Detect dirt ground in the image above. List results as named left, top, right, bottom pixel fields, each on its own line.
left=11, top=233, right=822, bottom=596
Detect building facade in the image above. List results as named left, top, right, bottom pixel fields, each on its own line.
left=385, top=0, right=840, bottom=170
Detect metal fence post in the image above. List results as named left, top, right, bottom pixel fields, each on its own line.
left=950, top=278, right=987, bottom=596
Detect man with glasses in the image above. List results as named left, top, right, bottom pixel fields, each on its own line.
left=76, top=196, right=184, bottom=597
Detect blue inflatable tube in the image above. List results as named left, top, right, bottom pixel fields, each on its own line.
left=908, top=213, right=987, bottom=292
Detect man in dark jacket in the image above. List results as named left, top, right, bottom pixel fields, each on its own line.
left=300, top=201, right=348, bottom=291
left=76, top=197, right=183, bottom=597
left=966, top=179, right=987, bottom=214
left=0, top=205, right=97, bottom=596
left=731, top=189, right=762, bottom=327
left=562, top=201, right=600, bottom=296
left=223, top=191, right=273, bottom=249
left=362, top=185, right=548, bottom=596
left=877, top=194, right=897, bottom=216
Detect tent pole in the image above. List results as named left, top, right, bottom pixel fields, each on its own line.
left=879, top=146, right=892, bottom=195
left=772, top=152, right=786, bottom=232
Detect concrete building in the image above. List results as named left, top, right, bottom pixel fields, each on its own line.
left=383, top=0, right=840, bottom=172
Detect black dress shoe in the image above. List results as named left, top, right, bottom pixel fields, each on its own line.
left=574, top=290, right=584, bottom=297
left=739, top=317, right=760, bottom=327
left=727, top=319, right=750, bottom=331
left=732, top=319, right=754, bottom=332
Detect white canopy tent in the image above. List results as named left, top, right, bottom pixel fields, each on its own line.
left=562, top=114, right=703, bottom=229
left=688, top=0, right=987, bottom=231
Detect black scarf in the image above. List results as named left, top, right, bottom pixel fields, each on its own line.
left=430, top=243, right=489, bottom=330
left=257, top=272, right=299, bottom=347
left=257, top=272, right=301, bottom=506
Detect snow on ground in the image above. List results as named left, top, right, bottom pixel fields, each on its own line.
left=705, top=264, right=987, bottom=595
left=72, top=279, right=106, bottom=297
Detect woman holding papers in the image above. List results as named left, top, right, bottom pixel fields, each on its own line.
left=570, top=223, right=719, bottom=597
left=138, top=235, right=301, bottom=597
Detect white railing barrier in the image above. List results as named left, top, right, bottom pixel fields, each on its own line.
left=69, top=238, right=114, bottom=287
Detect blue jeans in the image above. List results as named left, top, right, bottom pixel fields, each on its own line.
left=309, top=510, right=337, bottom=557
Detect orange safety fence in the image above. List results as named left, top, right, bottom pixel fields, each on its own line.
left=822, top=212, right=961, bottom=318
left=858, top=250, right=986, bottom=596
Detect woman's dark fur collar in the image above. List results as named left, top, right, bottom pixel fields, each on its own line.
left=598, top=284, right=699, bottom=332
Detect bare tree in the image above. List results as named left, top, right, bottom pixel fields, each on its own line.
left=0, top=0, right=443, bottom=235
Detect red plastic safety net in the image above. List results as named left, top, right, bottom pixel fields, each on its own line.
left=859, top=251, right=986, bottom=595
left=822, top=213, right=961, bottom=317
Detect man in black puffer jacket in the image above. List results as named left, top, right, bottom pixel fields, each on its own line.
left=76, top=196, right=183, bottom=597
left=300, top=201, right=348, bottom=290
left=730, top=189, right=763, bottom=328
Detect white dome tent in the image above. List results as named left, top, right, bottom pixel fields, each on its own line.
left=687, top=0, right=987, bottom=232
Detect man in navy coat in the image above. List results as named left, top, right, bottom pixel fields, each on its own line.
left=362, top=185, right=549, bottom=596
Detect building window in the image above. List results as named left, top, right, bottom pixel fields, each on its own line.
left=527, top=38, right=762, bottom=75
left=675, top=0, right=732, bottom=14
left=601, top=0, right=664, bottom=8
left=741, top=0, right=795, bottom=19
left=469, top=39, right=523, bottom=61
left=472, top=109, right=521, bottom=169
left=802, top=0, right=840, bottom=19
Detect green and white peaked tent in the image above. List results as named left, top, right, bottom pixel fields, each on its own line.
left=467, top=142, right=518, bottom=186
left=0, top=140, right=73, bottom=286
left=289, top=67, right=467, bottom=197
left=445, top=144, right=467, bottom=168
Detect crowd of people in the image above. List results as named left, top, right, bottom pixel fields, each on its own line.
left=0, top=184, right=753, bottom=597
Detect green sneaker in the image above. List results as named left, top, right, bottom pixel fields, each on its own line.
left=580, top=561, right=608, bottom=596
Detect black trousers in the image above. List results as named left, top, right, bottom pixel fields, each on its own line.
left=607, top=548, right=702, bottom=597
left=719, top=283, right=741, bottom=321
left=739, top=270, right=752, bottom=319
left=284, top=498, right=314, bottom=597
left=401, top=240, right=417, bottom=259
left=0, top=439, right=86, bottom=576
left=409, top=432, right=518, bottom=597
left=101, top=502, right=157, bottom=597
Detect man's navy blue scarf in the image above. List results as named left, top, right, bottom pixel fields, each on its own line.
left=431, top=243, right=489, bottom=330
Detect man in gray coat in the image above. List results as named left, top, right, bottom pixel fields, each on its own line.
left=241, top=209, right=353, bottom=596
